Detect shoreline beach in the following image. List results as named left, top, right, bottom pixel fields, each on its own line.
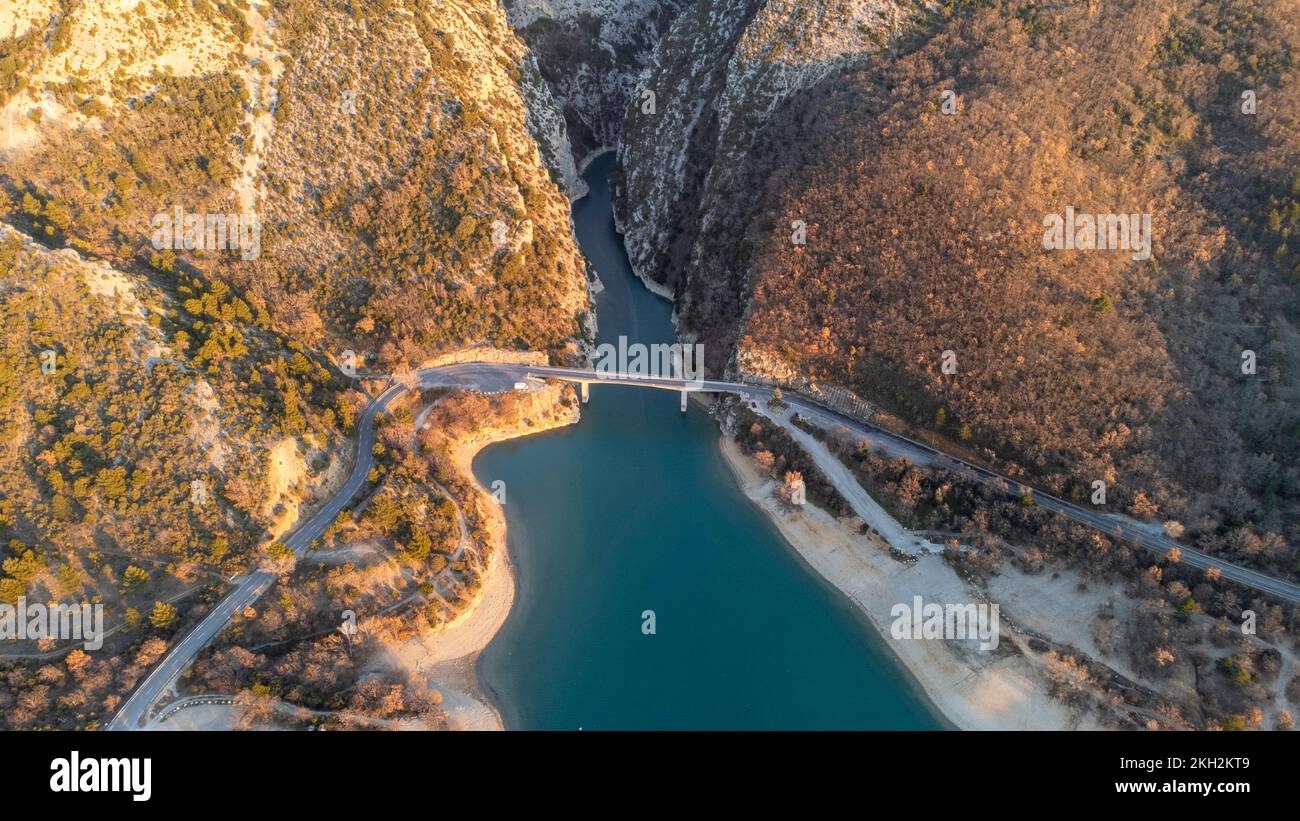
left=717, top=435, right=1100, bottom=731
left=372, top=387, right=581, bottom=730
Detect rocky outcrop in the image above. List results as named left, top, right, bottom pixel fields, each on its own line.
left=505, top=0, right=690, bottom=162
left=615, top=0, right=912, bottom=369
left=519, top=49, right=589, bottom=201
left=2, top=0, right=597, bottom=367
left=613, top=0, right=760, bottom=299
left=616, top=1, right=908, bottom=285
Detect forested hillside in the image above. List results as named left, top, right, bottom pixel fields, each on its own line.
left=0, top=225, right=354, bottom=728
left=1, top=0, right=592, bottom=371
left=259, top=0, right=591, bottom=366
left=0, top=0, right=593, bottom=728
left=623, top=0, right=1300, bottom=579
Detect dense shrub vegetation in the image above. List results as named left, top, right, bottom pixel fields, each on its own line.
left=671, top=0, right=1300, bottom=579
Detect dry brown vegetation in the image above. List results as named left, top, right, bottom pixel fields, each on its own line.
left=1, top=0, right=590, bottom=373
left=0, top=0, right=590, bottom=728
left=257, top=0, right=590, bottom=366
left=185, top=384, right=574, bottom=725
left=676, top=0, right=1300, bottom=580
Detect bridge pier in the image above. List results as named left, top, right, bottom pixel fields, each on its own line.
left=680, top=389, right=688, bottom=412
left=581, top=382, right=589, bottom=404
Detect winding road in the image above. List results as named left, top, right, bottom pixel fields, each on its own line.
left=106, top=362, right=1300, bottom=730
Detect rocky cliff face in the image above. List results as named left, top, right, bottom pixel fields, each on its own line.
left=2, top=0, right=593, bottom=367
left=618, top=0, right=1300, bottom=554
left=615, top=0, right=911, bottom=367
left=0, top=0, right=607, bottom=729
left=505, top=0, right=689, bottom=164
left=613, top=0, right=760, bottom=301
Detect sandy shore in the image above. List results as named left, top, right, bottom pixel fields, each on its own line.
left=370, top=541, right=515, bottom=730
left=356, top=383, right=1097, bottom=730
left=718, top=436, right=1101, bottom=730
left=370, top=387, right=580, bottom=730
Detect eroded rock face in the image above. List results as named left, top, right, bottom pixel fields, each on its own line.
left=4, top=0, right=596, bottom=368
left=621, top=0, right=1300, bottom=549
left=615, top=0, right=906, bottom=371
left=505, top=0, right=691, bottom=163
left=614, top=0, right=760, bottom=299
left=615, top=0, right=904, bottom=284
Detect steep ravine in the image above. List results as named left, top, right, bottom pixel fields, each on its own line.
left=507, top=0, right=691, bottom=164
left=611, top=0, right=915, bottom=372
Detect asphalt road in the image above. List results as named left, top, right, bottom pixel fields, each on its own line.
left=106, top=362, right=1300, bottom=730
left=105, top=378, right=405, bottom=730
left=527, top=365, right=1300, bottom=603
left=109, top=363, right=559, bottom=729
left=767, top=394, right=1300, bottom=604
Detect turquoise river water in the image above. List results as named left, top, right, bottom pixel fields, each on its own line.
left=475, top=153, right=945, bottom=729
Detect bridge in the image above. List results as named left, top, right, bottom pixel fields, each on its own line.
left=521, top=365, right=1300, bottom=603
left=523, top=365, right=718, bottom=411
left=106, top=360, right=1300, bottom=730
